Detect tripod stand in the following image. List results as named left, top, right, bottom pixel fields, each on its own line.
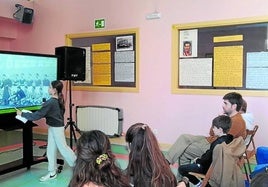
left=65, top=80, right=81, bottom=149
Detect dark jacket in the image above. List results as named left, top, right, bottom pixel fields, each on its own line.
left=22, top=98, right=64, bottom=127
left=196, top=134, right=233, bottom=172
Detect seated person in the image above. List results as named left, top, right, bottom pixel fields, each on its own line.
left=240, top=98, right=255, bottom=146
left=165, top=92, right=246, bottom=181
left=125, top=123, right=177, bottom=187
left=240, top=98, right=255, bottom=130
left=178, top=115, right=233, bottom=187
left=69, top=130, right=131, bottom=187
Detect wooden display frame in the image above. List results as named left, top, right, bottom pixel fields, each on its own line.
left=172, top=16, right=268, bottom=96
left=65, top=28, right=139, bottom=92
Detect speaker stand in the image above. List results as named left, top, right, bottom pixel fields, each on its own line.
left=64, top=80, right=81, bottom=149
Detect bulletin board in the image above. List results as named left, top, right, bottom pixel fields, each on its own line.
left=171, top=16, right=268, bottom=96
left=65, top=28, right=139, bottom=92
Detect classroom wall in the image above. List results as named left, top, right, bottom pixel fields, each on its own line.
left=1, top=0, right=268, bottom=146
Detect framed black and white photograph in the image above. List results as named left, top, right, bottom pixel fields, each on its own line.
left=116, top=35, right=133, bottom=51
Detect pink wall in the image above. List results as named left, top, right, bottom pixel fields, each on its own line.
left=1, top=0, right=268, bottom=147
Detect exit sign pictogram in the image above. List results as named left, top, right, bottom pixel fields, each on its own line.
left=95, top=19, right=105, bottom=29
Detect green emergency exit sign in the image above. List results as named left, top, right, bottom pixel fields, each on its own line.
left=95, top=19, right=105, bottom=29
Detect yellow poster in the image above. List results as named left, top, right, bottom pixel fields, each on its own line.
left=92, top=43, right=111, bottom=51
left=213, top=46, right=243, bottom=87
left=93, top=75, right=111, bottom=85
left=93, top=64, right=111, bottom=74
left=92, top=51, right=111, bottom=63
left=213, top=35, right=243, bottom=43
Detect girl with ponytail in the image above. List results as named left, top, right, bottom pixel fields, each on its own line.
left=16, top=80, right=76, bottom=182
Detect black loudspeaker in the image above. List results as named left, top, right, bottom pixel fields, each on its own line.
left=13, top=5, right=34, bottom=24
left=22, top=8, right=34, bottom=24
left=55, top=46, right=86, bottom=81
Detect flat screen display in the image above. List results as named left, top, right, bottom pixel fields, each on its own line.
left=0, top=50, right=58, bottom=114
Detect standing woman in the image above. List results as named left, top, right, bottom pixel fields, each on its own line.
left=125, top=123, right=177, bottom=187
left=16, top=80, right=76, bottom=182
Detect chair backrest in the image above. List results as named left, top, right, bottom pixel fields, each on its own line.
left=242, top=125, right=259, bottom=181
left=256, top=146, right=268, bottom=165
left=245, top=125, right=258, bottom=155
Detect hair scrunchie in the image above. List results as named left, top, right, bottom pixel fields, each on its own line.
left=96, top=153, right=108, bottom=165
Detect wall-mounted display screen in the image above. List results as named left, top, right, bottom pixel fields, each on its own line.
left=0, top=50, right=58, bottom=114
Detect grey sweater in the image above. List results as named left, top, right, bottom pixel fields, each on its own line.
left=22, top=98, right=64, bottom=127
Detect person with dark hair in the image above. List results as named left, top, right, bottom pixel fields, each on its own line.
left=125, top=123, right=177, bottom=187
left=16, top=80, right=76, bottom=182
left=221, top=92, right=246, bottom=138
left=183, top=41, right=192, bottom=56
left=9, top=86, right=26, bottom=105
left=165, top=92, right=246, bottom=181
left=69, top=130, right=131, bottom=187
left=178, top=115, right=233, bottom=187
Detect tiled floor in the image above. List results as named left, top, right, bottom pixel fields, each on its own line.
left=0, top=162, right=72, bottom=187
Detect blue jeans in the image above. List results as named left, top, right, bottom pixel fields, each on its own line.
left=179, top=163, right=206, bottom=185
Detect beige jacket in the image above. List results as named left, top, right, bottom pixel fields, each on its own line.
left=207, top=136, right=246, bottom=187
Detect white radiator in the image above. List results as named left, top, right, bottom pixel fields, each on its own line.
left=76, top=105, right=123, bottom=137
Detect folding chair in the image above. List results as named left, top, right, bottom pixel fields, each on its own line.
left=243, top=125, right=259, bottom=180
